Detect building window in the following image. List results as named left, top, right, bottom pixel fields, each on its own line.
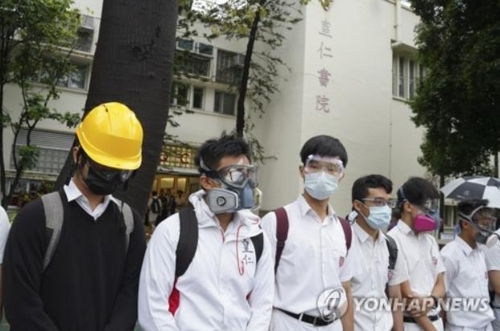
left=216, top=49, right=243, bottom=85
left=393, top=53, right=424, bottom=100
left=10, top=129, right=74, bottom=174
left=175, top=51, right=211, bottom=78
left=214, top=91, right=236, bottom=116
left=75, top=28, right=94, bottom=53
left=171, top=81, right=205, bottom=110
left=34, top=62, right=90, bottom=91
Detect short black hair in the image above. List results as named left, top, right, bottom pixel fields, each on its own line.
left=299, top=135, right=348, bottom=167
left=194, top=132, right=251, bottom=173
left=352, top=174, right=393, bottom=202
left=396, top=177, right=440, bottom=207
left=457, top=199, right=489, bottom=216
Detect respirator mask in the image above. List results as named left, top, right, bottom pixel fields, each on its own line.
left=399, top=187, right=441, bottom=232
left=201, top=158, right=261, bottom=214
left=459, top=206, right=499, bottom=248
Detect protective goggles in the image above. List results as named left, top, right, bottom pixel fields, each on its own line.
left=459, top=206, right=498, bottom=231
left=86, top=156, right=133, bottom=182
left=415, top=199, right=440, bottom=215
left=304, top=155, right=344, bottom=177
left=201, top=159, right=258, bottom=189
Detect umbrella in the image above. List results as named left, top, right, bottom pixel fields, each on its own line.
left=440, top=177, right=500, bottom=208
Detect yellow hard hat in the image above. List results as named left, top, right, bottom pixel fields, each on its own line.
left=76, top=102, right=143, bottom=170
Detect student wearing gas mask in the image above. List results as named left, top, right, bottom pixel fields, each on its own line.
left=348, top=175, right=408, bottom=331
left=387, top=177, right=446, bottom=331
left=138, top=133, right=274, bottom=331
left=262, top=135, right=362, bottom=331
left=441, top=199, right=496, bottom=331
left=3, top=102, right=147, bottom=330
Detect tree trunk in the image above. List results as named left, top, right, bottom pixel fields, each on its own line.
left=235, top=0, right=266, bottom=138
left=494, top=153, right=499, bottom=178
left=56, top=0, right=178, bottom=216
left=0, top=84, right=6, bottom=207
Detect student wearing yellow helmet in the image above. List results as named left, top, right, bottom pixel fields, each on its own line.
left=3, top=102, right=147, bottom=331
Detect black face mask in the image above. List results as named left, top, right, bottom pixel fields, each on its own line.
left=84, top=166, right=124, bottom=196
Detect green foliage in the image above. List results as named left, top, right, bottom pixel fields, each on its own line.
left=0, top=0, right=82, bottom=207
left=410, top=0, right=500, bottom=177
left=177, top=0, right=307, bottom=160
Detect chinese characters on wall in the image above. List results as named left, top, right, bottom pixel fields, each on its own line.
left=315, top=13, right=333, bottom=114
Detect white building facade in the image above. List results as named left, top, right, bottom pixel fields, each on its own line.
left=3, top=0, right=433, bottom=224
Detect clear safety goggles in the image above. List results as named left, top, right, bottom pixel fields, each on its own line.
left=460, top=206, right=498, bottom=231
left=216, top=164, right=258, bottom=189
left=415, top=199, right=440, bottom=215
left=201, top=158, right=258, bottom=189
left=86, top=157, right=133, bottom=182
left=304, top=154, right=344, bottom=177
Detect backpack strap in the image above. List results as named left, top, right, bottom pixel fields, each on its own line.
left=385, top=234, right=398, bottom=271
left=274, top=207, right=289, bottom=273
left=42, top=191, right=64, bottom=272
left=338, top=217, right=352, bottom=254
left=175, top=204, right=198, bottom=278
left=250, top=233, right=264, bottom=264
left=120, top=202, right=134, bottom=253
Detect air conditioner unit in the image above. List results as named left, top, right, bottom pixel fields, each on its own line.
left=80, top=14, right=94, bottom=31
left=232, top=54, right=245, bottom=67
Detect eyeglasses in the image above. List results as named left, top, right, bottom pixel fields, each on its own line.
left=304, top=155, right=344, bottom=177
left=362, top=198, right=397, bottom=208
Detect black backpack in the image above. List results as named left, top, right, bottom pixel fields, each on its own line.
left=175, top=204, right=264, bottom=277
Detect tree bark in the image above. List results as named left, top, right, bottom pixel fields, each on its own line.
left=56, top=0, right=178, bottom=216
left=235, top=0, right=266, bottom=138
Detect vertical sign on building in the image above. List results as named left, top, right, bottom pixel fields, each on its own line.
left=315, top=1, right=334, bottom=114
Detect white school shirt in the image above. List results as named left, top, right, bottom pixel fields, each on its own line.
left=0, top=206, right=10, bottom=263
left=351, top=222, right=408, bottom=331
left=485, top=243, right=500, bottom=331
left=387, top=220, right=446, bottom=318
left=261, top=195, right=362, bottom=316
left=63, top=179, right=116, bottom=220
left=138, top=190, right=274, bottom=331
left=441, top=237, right=494, bottom=329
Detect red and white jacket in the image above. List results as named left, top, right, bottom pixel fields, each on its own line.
left=138, top=190, right=274, bottom=331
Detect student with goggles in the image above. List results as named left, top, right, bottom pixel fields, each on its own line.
left=485, top=214, right=500, bottom=331
left=441, top=199, right=496, bottom=331
left=262, top=134, right=362, bottom=331
left=387, top=177, right=446, bottom=331
left=138, top=133, right=274, bottom=331
left=3, top=102, right=147, bottom=330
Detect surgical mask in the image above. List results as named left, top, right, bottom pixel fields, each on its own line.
left=84, top=166, right=124, bottom=196
left=304, top=172, right=339, bottom=200
left=361, top=205, right=392, bottom=230
left=206, top=184, right=261, bottom=214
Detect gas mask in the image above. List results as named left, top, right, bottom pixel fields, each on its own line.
left=79, top=153, right=133, bottom=196
left=459, top=206, right=498, bottom=248
left=399, top=187, right=441, bottom=232
left=201, top=159, right=260, bottom=214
